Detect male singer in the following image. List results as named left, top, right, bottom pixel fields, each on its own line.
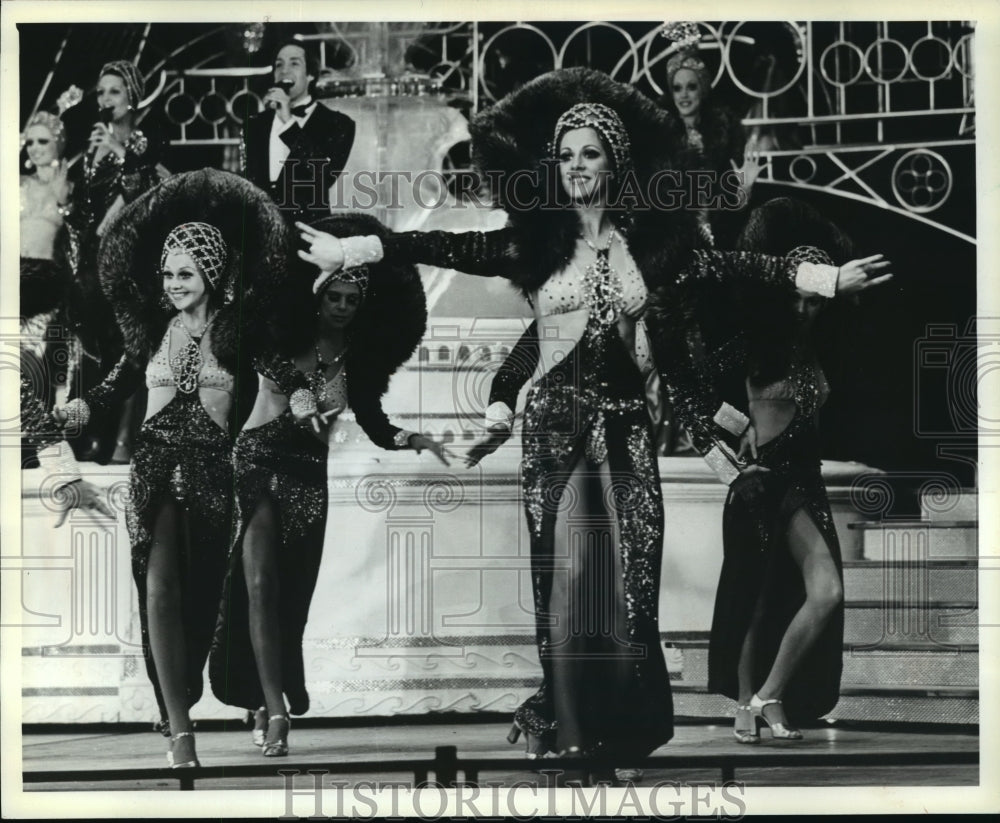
left=240, top=40, right=355, bottom=222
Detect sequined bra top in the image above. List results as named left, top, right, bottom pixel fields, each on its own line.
left=146, top=316, right=235, bottom=394
left=318, top=367, right=348, bottom=414
left=533, top=237, right=647, bottom=319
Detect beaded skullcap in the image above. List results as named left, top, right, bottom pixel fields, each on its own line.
left=99, top=60, right=145, bottom=108
left=313, top=266, right=369, bottom=300
left=552, top=102, right=632, bottom=174
left=160, top=222, right=228, bottom=291
left=23, top=112, right=68, bottom=156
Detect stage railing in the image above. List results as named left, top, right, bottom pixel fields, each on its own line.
left=23, top=744, right=978, bottom=791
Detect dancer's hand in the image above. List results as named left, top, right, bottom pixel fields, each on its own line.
left=54, top=479, right=114, bottom=527
left=296, top=222, right=344, bottom=272
left=736, top=424, right=758, bottom=461
left=410, top=434, right=456, bottom=466
left=464, top=424, right=511, bottom=468
left=731, top=140, right=765, bottom=192
left=88, top=122, right=126, bottom=159
left=308, top=408, right=340, bottom=433
left=622, top=295, right=648, bottom=319
left=732, top=464, right=771, bottom=504
left=834, top=254, right=893, bottom=295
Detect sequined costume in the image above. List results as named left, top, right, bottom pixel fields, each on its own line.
left=73, top=169, right=292, bottom=728
left=647, top=239, right=846, bottom=723
left=210, top=211, right=427, bottom=717
left=209, top=357, right=414, bottom=714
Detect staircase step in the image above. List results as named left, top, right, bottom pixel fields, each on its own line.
left=844, top=604, right=977, bottom=646
left=849, top=521, right=978, bottom=559
left=671, top=644, right=977, bottom=688
left=843, top=559, right=978, bottom=602
left=921, top=489, right=978, bottom=522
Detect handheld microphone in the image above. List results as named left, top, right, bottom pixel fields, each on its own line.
left=87, top=106, right=116, bottom=159
left=266, top=80, right=295, bottom=110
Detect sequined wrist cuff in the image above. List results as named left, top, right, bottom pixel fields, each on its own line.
left=60, top=398, right=91, bottom=432
left=704, top=443, right=741, bottom=486
left=484, top=402, right=514, bottom=430
left=795, top=262, right=838, bottom=298
left=289, top=388, right=317, bottom=418
left=713, top=402, right=750, bottom=437
left=342, top=236, right=384, bottom=270
left=36, top=442, right=82, bottom=486
left=393, top=429, right=418, bottom=449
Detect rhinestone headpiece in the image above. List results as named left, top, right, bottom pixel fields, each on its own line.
left=160, top=222, right=228, bottom=292
left=313, top=266, right=369, bottom=300
left=666, top=51, right=710, bottom=93
left=660, top=21, right=701, bottom=49
left=100, top=60, right=145, bottom=108
left=22, top=112, right=68, bottom=156
left=551, top=102, right=632, bottom=174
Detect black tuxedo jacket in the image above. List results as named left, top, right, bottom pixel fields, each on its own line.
left=241, top=103, right=355, bottom=222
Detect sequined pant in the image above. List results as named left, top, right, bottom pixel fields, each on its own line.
left=126, top=394, right=234, bottom=722
left=514, top=318, right=673, bottom=758
left=707, top=410, right=845, bottom=722
left=209, top=412, right=328, bottom=715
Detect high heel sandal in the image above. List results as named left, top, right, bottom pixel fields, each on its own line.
left=750, top=693, right=803, bottom=740
left=262, top=715, right=290, bottom=757
left=507, top=720, right=548, bottom=760
left=250, top=707, right=268, bottom=747
left=733, top=703, right=760, bottom=744
left=167, top=731, right=199, bottom=768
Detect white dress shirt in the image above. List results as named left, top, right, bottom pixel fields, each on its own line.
left=268, top=97, right=317, bottom=182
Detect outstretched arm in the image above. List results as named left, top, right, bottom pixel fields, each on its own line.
left=295, top=222, right=521, bottom=279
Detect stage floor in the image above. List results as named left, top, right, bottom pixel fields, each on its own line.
left=21, top=721, right=978, bottom=791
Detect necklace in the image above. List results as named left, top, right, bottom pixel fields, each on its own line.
left=169, top=312, right=216, bottom=394
left=581, top=228, right=625, bottom=325
left=308, top=342, right=346, bottom=404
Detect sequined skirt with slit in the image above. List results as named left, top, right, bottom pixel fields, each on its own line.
left=209, top=411, right=328, bottom=715
left=513, top=317, right=672, bottom=758
left=126, top=393, right=234, bottom=721
left=707, top=411, right=845, bottom=722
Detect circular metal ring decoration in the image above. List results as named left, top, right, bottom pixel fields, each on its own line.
left=789, top=154, right=818, bottom=185
left=909, top=35, right=953, bottom=82
left=892, top=149, right=952, bottom=213
left=478, top=23, right=558, bottom=103
left=197, top=90, right=229, bottom=126
left=819, top=40, right=866, bottom=87
left=952, top=32, right=974, bottom=78
left=164, top=91, right=199, bottom=127
left=228, top=89, right=263, bottom=125
left=863, top=38, right=910, bottom=84
left=724, top=21, right=806, bottom=98
left=558, top=21, right=639, bottom=84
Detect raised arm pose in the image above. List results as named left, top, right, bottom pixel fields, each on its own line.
left=294, top=69, right=890, bottom=781
left=209, top=212, right=447, bottom=758
left=646, top=197, right=892, bottom=743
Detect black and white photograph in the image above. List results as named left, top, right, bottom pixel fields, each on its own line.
left=2, top=0, right=996, bottom=817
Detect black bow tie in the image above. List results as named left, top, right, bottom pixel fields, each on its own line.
left=290, top=102, right=313, bottom=118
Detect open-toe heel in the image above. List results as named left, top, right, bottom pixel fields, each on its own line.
left=250, top=707, right=268, bottom=747
left=733, top=703, right=760, bottom=744
left=168, top=731, right=199, bottom=768
left=263, top=715, right=290, bottom=757
left=750, top=693, right=802, bottom=740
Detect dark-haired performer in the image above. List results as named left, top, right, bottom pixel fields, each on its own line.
left=209, top=213, right=447, bottom=758
left=240, top=39, right=355, bottom=223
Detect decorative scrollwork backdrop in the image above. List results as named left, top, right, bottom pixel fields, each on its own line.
left=139, top=20, right=973, bottom=241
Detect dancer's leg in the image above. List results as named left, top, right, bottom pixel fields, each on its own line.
left=756, top=508, right=843, bottom=704
left=146, top=499, right=196, bottom=761
left=242, top=496, right=286, bottom=720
